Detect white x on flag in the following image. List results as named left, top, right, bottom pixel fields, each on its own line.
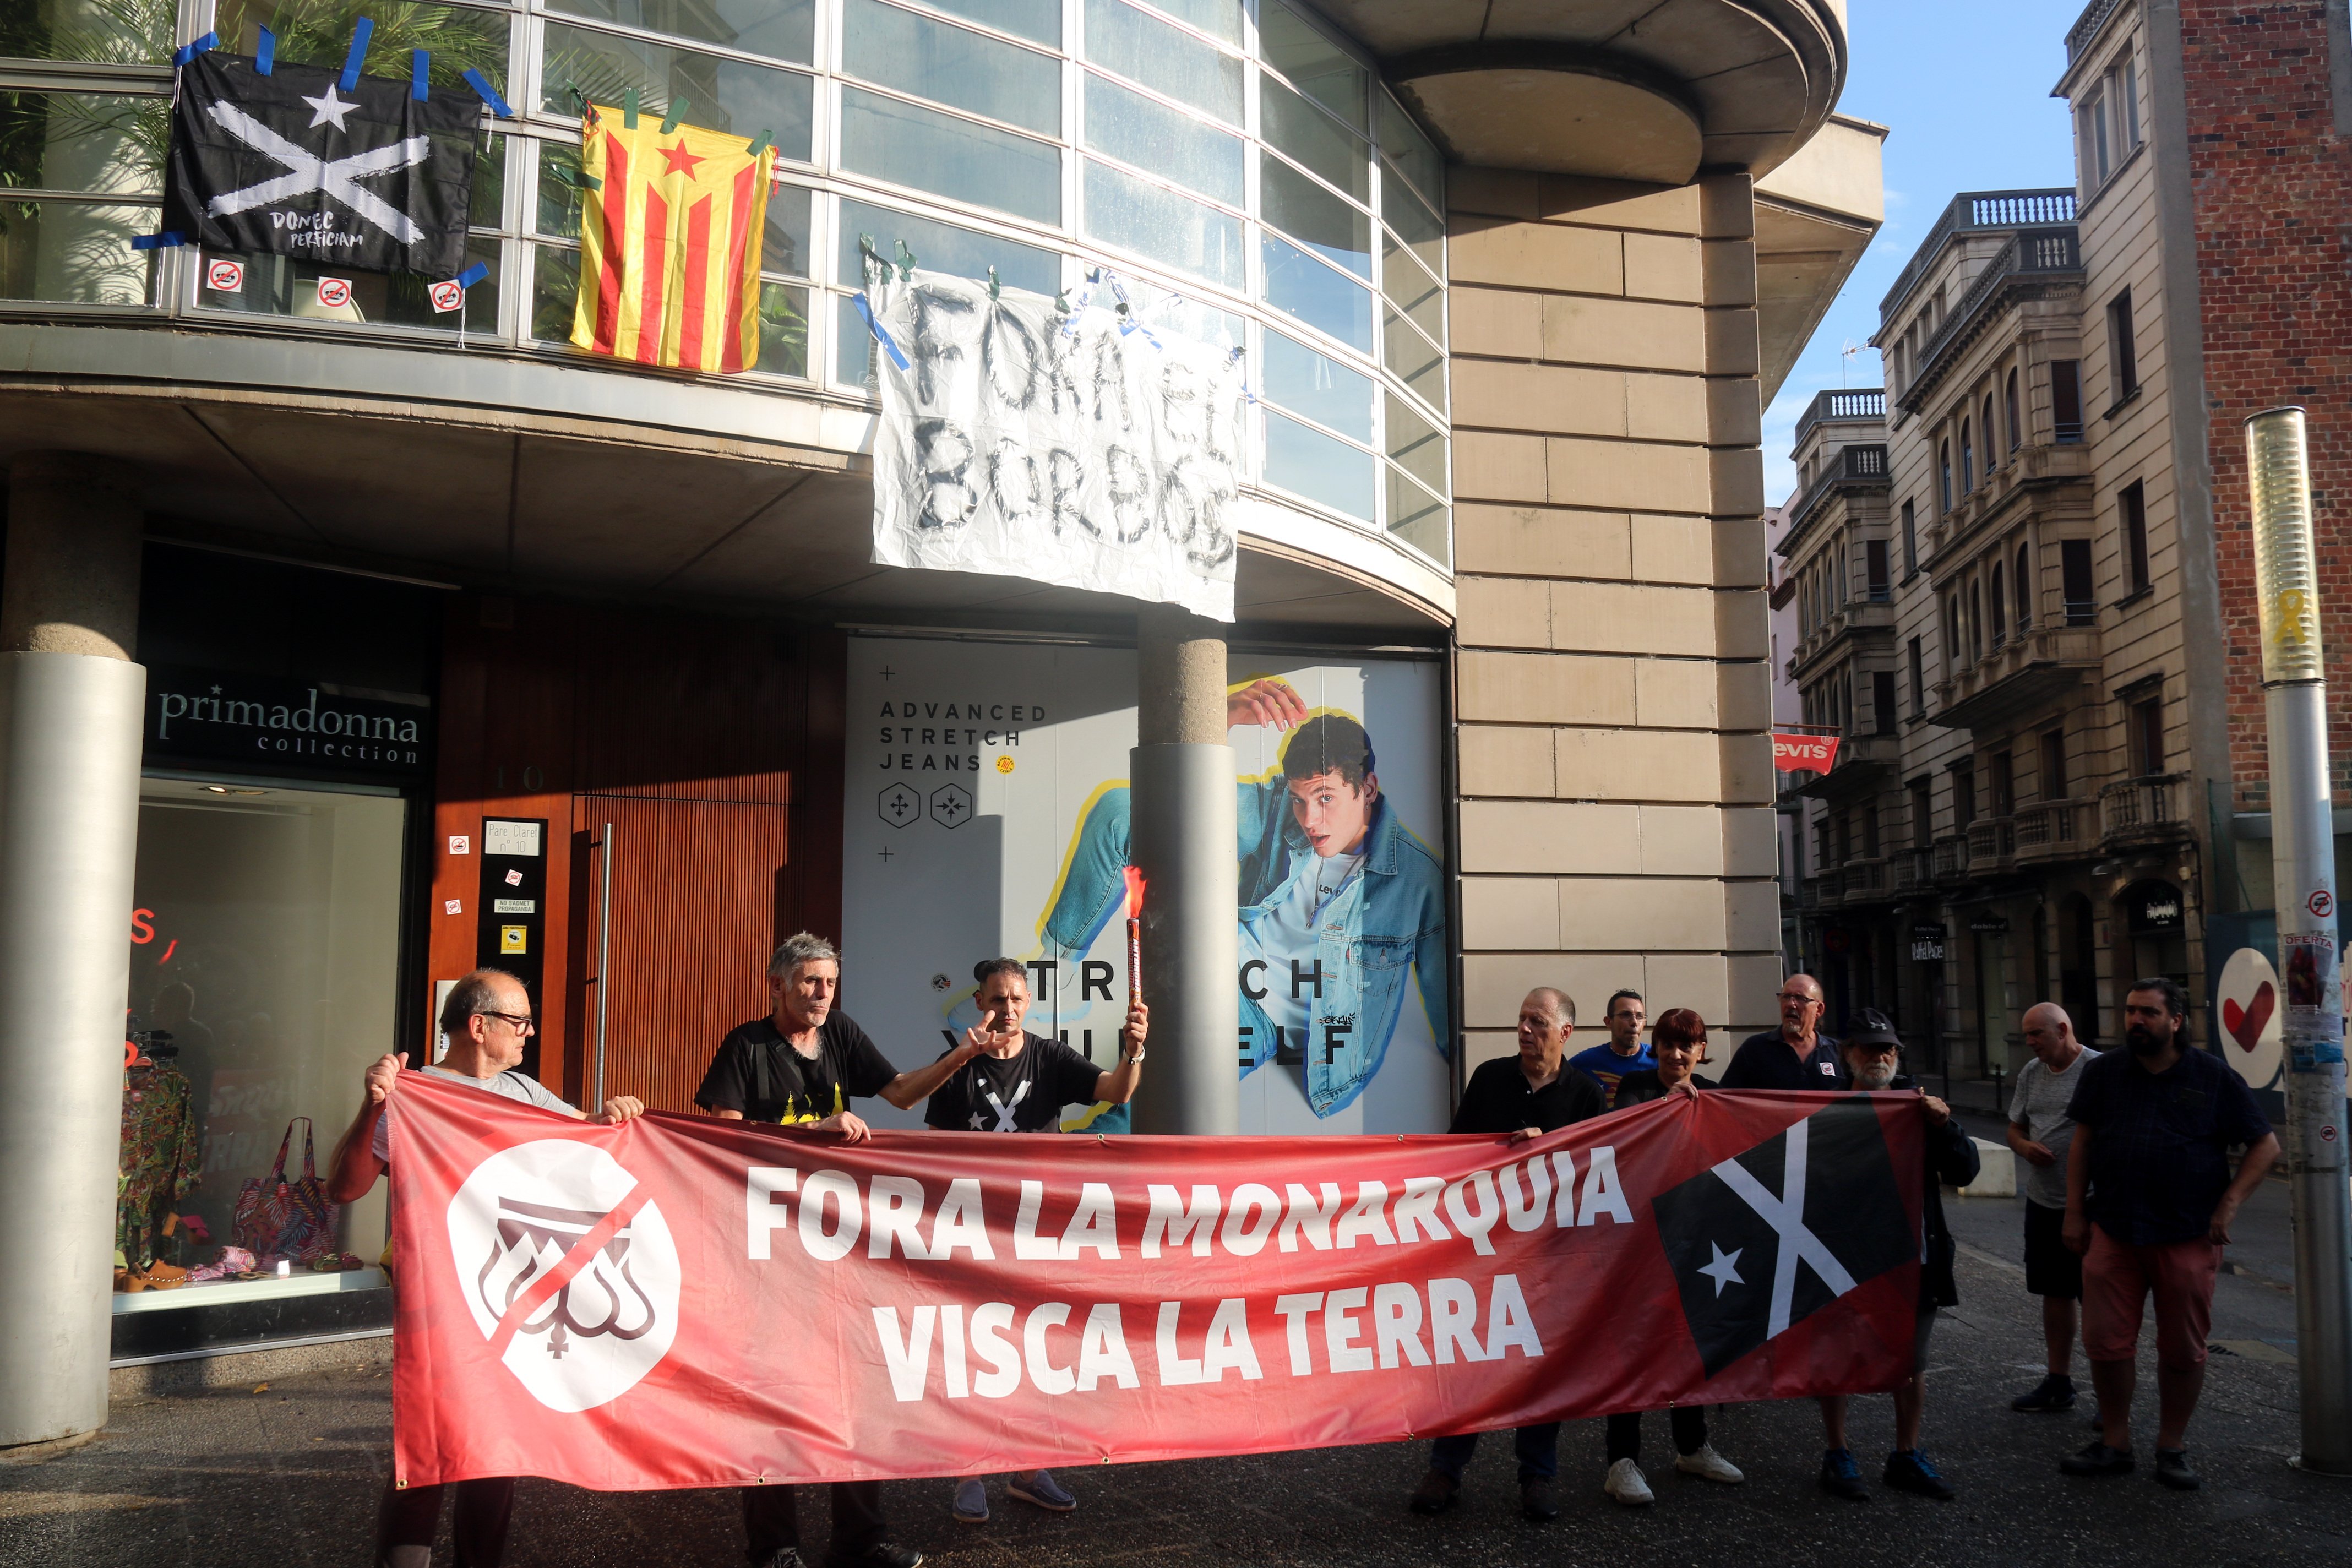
left=203, top=100, right=431, bottom=242
left=979, top=1082, right=1031, bottom=1132
left=1706, top=1117, right=1860, bottom=1340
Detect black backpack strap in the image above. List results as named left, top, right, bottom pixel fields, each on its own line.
left=749, top=1032, right=806, bottom=1123
left=751, top=1037, right=773, bottom=1115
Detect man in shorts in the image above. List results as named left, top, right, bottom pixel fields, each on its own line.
left=2007, top=1001, right=2097, bottom=1413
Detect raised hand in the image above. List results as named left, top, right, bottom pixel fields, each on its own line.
left=1227, top=677, right=1310, bottom=733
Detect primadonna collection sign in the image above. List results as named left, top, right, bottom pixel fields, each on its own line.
left=389, top=1073, right=1929, bottom=1489
left=145, top=664, right=429, bottom=780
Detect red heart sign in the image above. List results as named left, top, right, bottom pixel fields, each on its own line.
left=2223, top=981, right=2275, bottom=1052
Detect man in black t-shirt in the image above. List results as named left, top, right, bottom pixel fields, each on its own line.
left=937, top=957, right=1147, bottom=1525
left=1718, top=972, right=1845, bottom=1091
left=696, top=932, right=983, bottom=1568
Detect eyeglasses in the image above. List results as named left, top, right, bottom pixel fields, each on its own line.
left=477, top=1009, right=537, bottom=1035
left=1776, top=992, right=1821, bottom=1005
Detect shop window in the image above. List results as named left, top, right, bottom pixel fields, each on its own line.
left=2120, top=480, right=2150, bottom=594
left=121, top=779, right=407, bottom=1303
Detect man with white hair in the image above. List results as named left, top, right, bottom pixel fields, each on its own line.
left=2007, top=1001, right=2098, bottom=1414
left=696, top=932, right=982, bottom=1568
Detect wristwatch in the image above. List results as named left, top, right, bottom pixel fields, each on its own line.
left=1124, top=1044, right=1146, bottom=1064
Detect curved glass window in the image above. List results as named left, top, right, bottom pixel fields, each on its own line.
left=8, top=0, right=1451, bottom=568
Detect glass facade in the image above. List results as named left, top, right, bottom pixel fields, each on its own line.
left=2, top=0, right=1450, bottom=564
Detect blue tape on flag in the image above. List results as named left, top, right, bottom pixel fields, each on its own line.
left=462, top=69, right=514, bottom=118
left=339, top=17, right=373, bottom=92
left=171, top=31, right=216, bottom=68
left=412, top=50, right=429, bottom=100
left=129, top=232, right=185, bottom=251
left=254, top=26, right=274, bottom=73
left=455, top=262, right=489, bottom=290
left=852, top=294, right=910, bottom=371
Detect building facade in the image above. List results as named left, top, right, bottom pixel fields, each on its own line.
left=1785, top=0, right=2352, bottom=1103
left=0, top=0, right=1879, bottom=1441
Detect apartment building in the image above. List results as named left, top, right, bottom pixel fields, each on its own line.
left=1787, top=0, right=2352, bottom=1095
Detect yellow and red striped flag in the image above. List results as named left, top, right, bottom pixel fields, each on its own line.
left=571, top=107, right=776, bottom=373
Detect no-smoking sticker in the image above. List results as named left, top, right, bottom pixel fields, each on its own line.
left=428, top=279, right=465, bottom=313
left=316, top=277, right=353, bottom=309
left=204, top=258, right=243, bottom=292
left=2324, top=1125, right=2340, bottom=1144
left=2310, top=889, right=2335, bottom=918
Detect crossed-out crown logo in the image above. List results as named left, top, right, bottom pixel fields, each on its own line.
left=447, top=1140, right=681, bottom=1412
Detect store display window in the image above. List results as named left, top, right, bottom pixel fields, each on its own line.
left=118, top=776, right=407, bottom=1314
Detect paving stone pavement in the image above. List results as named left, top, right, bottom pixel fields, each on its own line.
left=6, top=1165, right=2349, bottom=1566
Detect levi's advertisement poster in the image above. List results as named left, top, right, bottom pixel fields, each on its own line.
left=840, top=635, right=1451, bottom=1135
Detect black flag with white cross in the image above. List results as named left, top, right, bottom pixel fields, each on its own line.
left=162, top=51, right=478, bottom=276
left=1651, top=1097, right=1917, bottom=1378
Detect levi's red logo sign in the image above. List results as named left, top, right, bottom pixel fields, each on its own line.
left=1773, top=733, right=1841, bottom=772
left=386, top=1073, right=1925, bottom=1490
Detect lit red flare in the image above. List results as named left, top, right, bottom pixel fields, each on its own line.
left=1122, top=866, right=1146, bottom=918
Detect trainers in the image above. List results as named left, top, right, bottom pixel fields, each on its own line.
left=2060, top=1440, right=2136, bottom=1477
left=2012, top=1375, right=2078, bottom=1413
left=1817, top=1447, right=1869, bottom=1502
left=1521, top=1476, right=1561, bottom=1521
left=1883, top=1449, right=1955, bottom=1500
left=1603, top=1457, right=1654, bottom=1506
left=754, top=1553, right=805, bottom=1568
left=1408, top=1468, right=1460, bottom=1515
left=831, top=1548, right=922, bottom=1568
left=2154, top=1449, right=2202, bottom=1491
left=951, top=1479, right=988, bottom=1524
left=1009, top=1469, right=1076, bottom=1512
left=1673, top=1444, right=1745, bottom=1483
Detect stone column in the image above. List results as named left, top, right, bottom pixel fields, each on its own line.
left=1128, top=603, right=1237, bottom=1134
left=0, top=453, right=146, bottom=1447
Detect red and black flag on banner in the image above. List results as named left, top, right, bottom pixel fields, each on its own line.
left=1651, top=1096, right=1918, bottom=1378
left=162, top=51, right=478, bottom=276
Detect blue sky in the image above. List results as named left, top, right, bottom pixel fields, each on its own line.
left=1762, top=0, right=2081, bottom=503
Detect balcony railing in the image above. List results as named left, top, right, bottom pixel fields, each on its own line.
left=1967, top=816, right=2016, bottom=868
left=2013, top=800, right=2087, bottom=856
left=1847, top=858, right=1886, bottom=896
left=1785, top=443, right=1892, bottom=540
left=1902, top=227, right=2082, bottom=407
left=1932, top=833, right=1973, bottom=881
left=2100, top=774, right=2191, bottom=845
left=1794, top=388, right=1887, bottom=449
left=1880, top=188, right=2078, bottom=322
left=2067, top=0, right=2128, bottom=61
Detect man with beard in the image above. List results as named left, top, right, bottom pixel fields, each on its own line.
left=2059, top=978, right=2277, bottom=1491
left=1814, top=1011, right=1978, bottom=1503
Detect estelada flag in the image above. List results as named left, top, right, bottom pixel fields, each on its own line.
left=570, top=107, right=774, bottom=372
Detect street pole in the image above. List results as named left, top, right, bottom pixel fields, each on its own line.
left=2243, top=407, right=2352, bottom=1474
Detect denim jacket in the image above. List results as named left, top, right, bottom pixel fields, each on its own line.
left=1043, top=775, right=1449, bottom=1118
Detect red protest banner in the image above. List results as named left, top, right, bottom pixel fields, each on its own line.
left=1773, top=732, right=1842, bottom=772
left=387, top=1071, right=1926, bottom=1490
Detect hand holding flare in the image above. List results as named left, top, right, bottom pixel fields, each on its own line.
left=1123, top=867, right=1146, bottom=1005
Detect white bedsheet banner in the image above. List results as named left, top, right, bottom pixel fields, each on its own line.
left=866, top=268, right=1244, bottom=622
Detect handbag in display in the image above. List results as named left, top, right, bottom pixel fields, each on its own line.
left=232, top=1117, right=340, bottom=1263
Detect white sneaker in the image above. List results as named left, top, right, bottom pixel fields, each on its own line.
left=1603, top=1457, right=1654, bottom=1506
left=1675, top=1444, right=1745, bottom=1484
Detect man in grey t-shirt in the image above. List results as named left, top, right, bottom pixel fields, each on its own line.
left=2006, top=1001, right=2098, bottom=1413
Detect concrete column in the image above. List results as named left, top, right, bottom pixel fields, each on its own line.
left=0, top=454, right=146, bottom=1447
left=1129, top=603, right=1237, bottom=1134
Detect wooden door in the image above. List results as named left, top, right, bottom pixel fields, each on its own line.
left=575, top=793, right=793, bottom=1115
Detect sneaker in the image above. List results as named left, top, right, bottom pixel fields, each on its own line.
left=1817, top=1447, right=1869, bottom=1502
left=2154, top=1449, right=2202, bottom=1491
left=1883, top=1449, right=1955, bottom=1500
left=753, top=1553, right=805, bottom=1568
left=2012, top=1375, right=2077, bottom=1413
left=1674, top=1444, right=1745, bottom=1484
left=2060, top=1441, right=2136, bottom=1477
left=951, top=1479, right=988, bottom=1524
left=830, top=1548, right=922, bottom=1568
left=1008, top=1470, right=1076, bottom=1512
left=1521, top=1476, right=1561, bottom=1521
left=1603, top=1458, right=1654, bottom=1506
left=1408, top=1468, right=1460, bottom=1515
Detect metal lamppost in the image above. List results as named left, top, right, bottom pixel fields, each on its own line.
left=2243, top=407, right=2352, bottom=1474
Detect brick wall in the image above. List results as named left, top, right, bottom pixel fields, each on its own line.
left=2179, top=1, right=2352, bottom=808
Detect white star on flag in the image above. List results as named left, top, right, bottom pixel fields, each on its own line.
left=1698, top=1242, right=1745, bottom=1298
left=301, top=83, right=357, bottom=130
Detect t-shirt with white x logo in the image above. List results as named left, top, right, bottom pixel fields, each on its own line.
left=923, top=1031, right=1107, bottom=1134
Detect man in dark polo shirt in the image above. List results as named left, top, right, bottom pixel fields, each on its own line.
left=2058, top=977, right=2277, bottom=1492
left=1409, top=987, right=1604, bottom=1524
left=1719, top=972, right=1845, bottom=1090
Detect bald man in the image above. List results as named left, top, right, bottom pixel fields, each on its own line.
left=1719, top=972, right=1846, bottom=1090
left=2007, top=1001, right=2098, bottom=1413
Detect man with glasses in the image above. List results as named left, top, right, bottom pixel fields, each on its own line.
left=326, top=966, right=646, bottom=1568
left=1719, top=972, right=1847, bottom=1091
left=1566, top=988, right=1653, bottom=1109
